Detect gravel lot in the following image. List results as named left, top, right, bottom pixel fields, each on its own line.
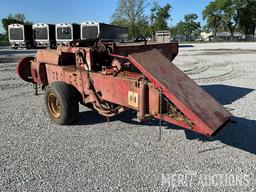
left=0, top=43, right=255, bottom=191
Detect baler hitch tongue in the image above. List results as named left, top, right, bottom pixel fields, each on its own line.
left=128, top=49, right=232, bottom=137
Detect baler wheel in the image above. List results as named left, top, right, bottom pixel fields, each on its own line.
left=45, top=81, right=79, bottom=125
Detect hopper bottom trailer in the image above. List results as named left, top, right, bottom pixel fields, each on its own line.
left=16, top=40, right=232, bottom=137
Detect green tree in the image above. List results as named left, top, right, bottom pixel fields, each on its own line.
left=150, top=1, right=172, bottom=37
left=2, top=13, right=27, bottom=33
left=221, top=0, right=243, bottom=40
left=203, top=0, right=245, bottom=40
left=174, top=14, right=200, bottom=41
left=174, top=21, right=186, bottom=35
left=14, top=13, right=26, bottom=22
left=238, top=0, right=256, bottom=39
left=202, top=0, right=223, bottom=38
left=137, top=18, right=151, bottom=37
left=184, top=14, right=201, bottom=40
left=202, top=25, right=211, bottom=33
left=111, top=0, right=147, bottom=39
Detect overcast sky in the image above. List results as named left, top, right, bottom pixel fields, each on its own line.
left=0, top=0, right=212, bottom=33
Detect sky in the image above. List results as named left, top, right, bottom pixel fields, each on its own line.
left=0, top=0, right=212, bottom=33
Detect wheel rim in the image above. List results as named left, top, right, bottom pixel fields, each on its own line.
left=47, top=93, right=61, bottom=118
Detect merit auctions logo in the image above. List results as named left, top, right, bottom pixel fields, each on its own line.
left=162, top=170, right=251, bottom=188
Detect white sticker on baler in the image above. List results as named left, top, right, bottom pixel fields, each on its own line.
left=128, top=91, right=138, bottom=108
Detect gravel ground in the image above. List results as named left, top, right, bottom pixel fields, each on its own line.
left=0, top=43, right=255, bottom=192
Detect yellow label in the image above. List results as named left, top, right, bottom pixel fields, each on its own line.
left=128, top=91, right=138, bottom=108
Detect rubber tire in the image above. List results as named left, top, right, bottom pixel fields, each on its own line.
left=45, top=81, right=79, bottom=125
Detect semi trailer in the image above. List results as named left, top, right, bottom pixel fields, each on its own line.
left=80, top=21, right=128, bottom=41
left=8, top=24, right=33, bottom=49
left=55, top=23, right=80, bottom=46
left=33, top=23, right=56, bottom=48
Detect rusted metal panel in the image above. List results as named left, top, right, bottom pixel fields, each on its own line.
left=45, top=64, right=64, bottom=83
left=116, top=42, right=178, bottom=62
left=90, top=73, right=140, bottom=110
left=148, top=84, right=160, bottom=116
left=57, top=47, right=93, bottom=70
left=45, top=64, right=141, bottom=110
left=128, top=49, right=232, bottom=136
left=138, top=82, right=148, bottom=120
left=31, top=61, right=48, bottom=84
left=45, top=64, right=91, bottom=97
left=36, top=49, right=60, bottom=65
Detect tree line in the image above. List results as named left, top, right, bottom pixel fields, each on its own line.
left=111, top=0, right=256, bottom=41
left=203, top=0, right=256, bottom=40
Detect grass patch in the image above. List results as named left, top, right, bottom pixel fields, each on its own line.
left=0, top=40, right=9, bottom=46
left=0, top=36, right=9, bottom=46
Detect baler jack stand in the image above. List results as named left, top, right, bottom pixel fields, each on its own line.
left=107, top=117, right=110, bottom=128
left=33, top=83, right=38, bottom=95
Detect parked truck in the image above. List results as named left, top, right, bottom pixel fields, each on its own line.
left=8, top=24, right=33, bottom=49
left=55, top=23, right=80, bottom=46
left=80, top=21, right=128, bottom=41
left=33, top=23, right=56, bottom=48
